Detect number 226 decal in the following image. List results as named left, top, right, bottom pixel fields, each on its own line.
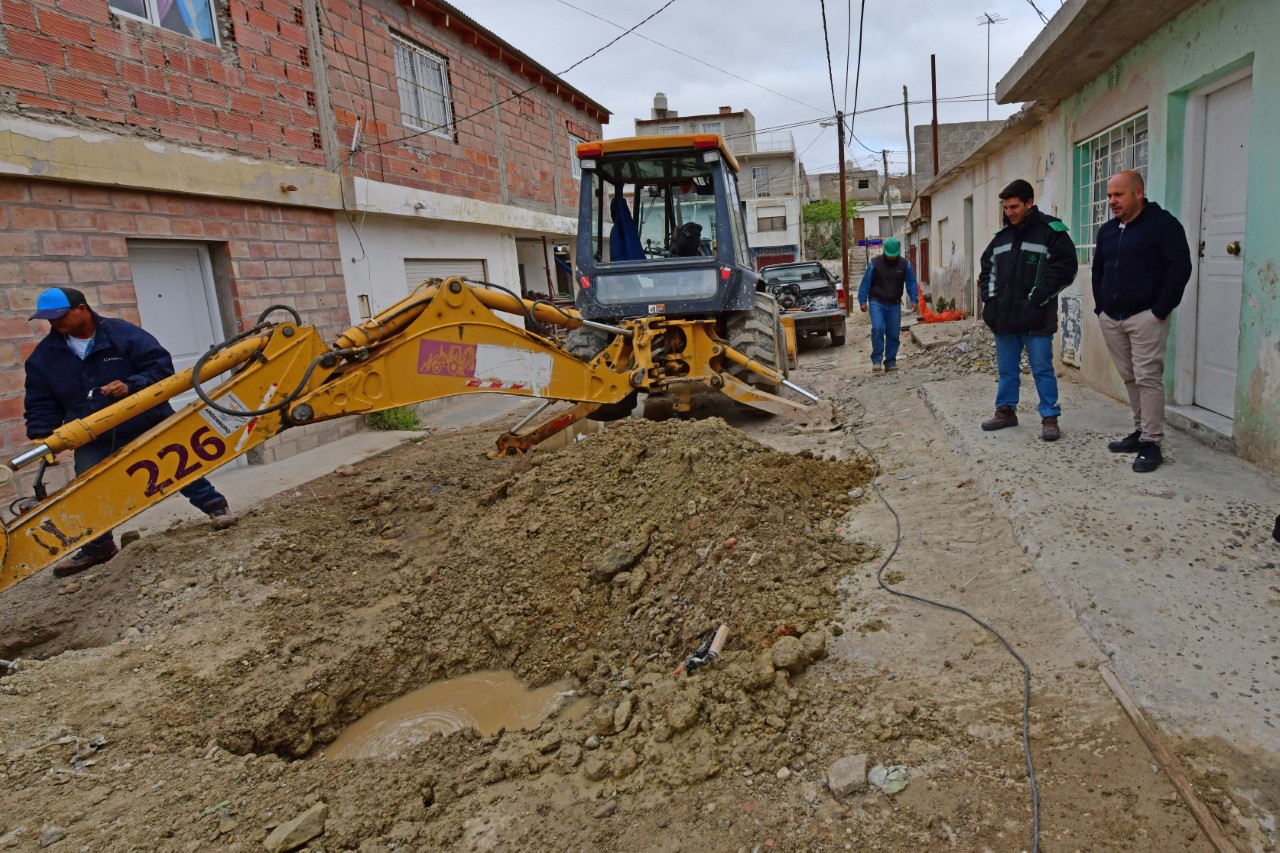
left=125, top=426, right=226, bottom=497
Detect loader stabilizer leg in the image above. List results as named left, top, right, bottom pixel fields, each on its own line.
left=715, top=373, right=839, bottom=430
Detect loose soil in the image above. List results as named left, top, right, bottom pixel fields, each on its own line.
left=0, top=320, right=1241, bottom=851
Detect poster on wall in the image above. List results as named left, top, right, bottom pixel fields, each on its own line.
left=1060, top=294, right=1083, bottom=366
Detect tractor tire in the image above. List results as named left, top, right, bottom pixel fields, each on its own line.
left=726, top=292, right=787, bottom=394
left=565, top=326, right=612, bottom=361
left=566, top=326, right=634, bottom=421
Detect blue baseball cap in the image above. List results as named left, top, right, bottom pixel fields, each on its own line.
left=30, top=287, right=87, bottom=321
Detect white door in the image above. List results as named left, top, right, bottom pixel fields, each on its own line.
left=1194, top=76, right=1251, bottom=417
left=129, top=244, right=224, bottom=412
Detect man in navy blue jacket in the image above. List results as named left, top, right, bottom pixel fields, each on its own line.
left=24, top=287, right=237, bottom=577
left=1092, top=170, right=1193, bottom=473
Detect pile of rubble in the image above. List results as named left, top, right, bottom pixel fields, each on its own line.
left=907, top=321, right=997, bottom=379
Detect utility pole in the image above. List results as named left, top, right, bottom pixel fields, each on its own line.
left=882, top=149, right=894, bottom=233
left=837, top=110, right=850, bottom=315
left=930, top=54, right=939, bottom=177
left=977, top=13, right=1006, bottom=121
left=903, top=85, right=914, bottom=201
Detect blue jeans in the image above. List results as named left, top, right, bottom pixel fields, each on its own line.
left=994, top=333, right=1060, bottom=418
left=75, top=437, right=226, bottom=550
left=867, top=300, right=902, bottom=366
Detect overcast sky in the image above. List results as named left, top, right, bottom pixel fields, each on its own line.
left=461, top=0, right=1056, bottom=178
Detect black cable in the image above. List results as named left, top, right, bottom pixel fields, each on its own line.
left=551, top=0, right=827, bottom=116
left=818, top=0, right=840, bottom=114
left=843, top=393, right=1041, bottom=853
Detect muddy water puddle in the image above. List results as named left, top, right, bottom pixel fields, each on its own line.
left=326, top=670, right=588, bottom=759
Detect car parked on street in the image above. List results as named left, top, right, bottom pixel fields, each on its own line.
left=758, top=261, right=847, bottom=346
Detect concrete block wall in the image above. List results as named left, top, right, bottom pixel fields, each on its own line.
left=247, top=416, right=364, bottom=464
left=0, top=0, right=325, bottom=165
left=914, top=121, right=1005, bottom=187
left=321, top=0, right=600, bottom=215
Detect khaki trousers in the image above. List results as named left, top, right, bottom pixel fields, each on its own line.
left=1098, top=310, right=1171, bottom=444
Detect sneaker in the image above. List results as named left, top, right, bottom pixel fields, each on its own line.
left=981, top=406, right=1018, bottom=431
left=1132, top=441, right=1162, bottom=473
left=1108, top=430, right=1142, bottom=453
left=1040, top=416, right=1060, bottom=442
left=207, top=506, right=238, bottom=530
left=871, top=364, right=884, bottom=373
left=53, top=542, right=118, bottom=578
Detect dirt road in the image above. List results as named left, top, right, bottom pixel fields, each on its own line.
left=0, top=320, right=1244, bottom=851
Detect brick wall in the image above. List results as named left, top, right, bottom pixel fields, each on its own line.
left=321, top=0, right=599, bottom=213
left=0, top=176, right=350, bottom=499
left=0, top=0, right=324, bottom=165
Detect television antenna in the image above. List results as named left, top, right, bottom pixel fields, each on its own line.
left=977, top=12, right=1007, bottom=120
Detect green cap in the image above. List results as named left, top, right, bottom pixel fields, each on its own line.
left=883, top=237, right=901, bottom=258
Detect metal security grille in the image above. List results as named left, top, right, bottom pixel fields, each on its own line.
left=404, top=259, right=487, bottom=292
left=392, top=34, right=454, bottom=138
left=1076, top=112, right=1149, bottom=261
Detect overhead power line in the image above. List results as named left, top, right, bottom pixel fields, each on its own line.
left=552, top=0, right=827, bottom=116
left=819, top=0, right=840, bottom=114
left=348, top=0, right=677, bottom=160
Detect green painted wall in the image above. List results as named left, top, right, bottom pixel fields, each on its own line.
left=1054, top=0, right=1280, bottom=472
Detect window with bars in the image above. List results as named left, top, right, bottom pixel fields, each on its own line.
left=1075, top=112, right=1148, bottom=260
left=701, top=121, right=723, bottom=135
left=751, top=165, right=770, bottom=198
left=109, top=0, right=218, bottom=44
left=658, top=125, right=681, bottom=135
left=393, top=34, right=454, bottom=139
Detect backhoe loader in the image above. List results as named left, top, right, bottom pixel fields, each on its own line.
left=0, top=134, right=832, bottom=593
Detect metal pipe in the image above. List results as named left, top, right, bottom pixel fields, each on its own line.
left=8, top=445, right=50, bottom=470
left=782, top=378, right=822, bottom=403
left=578, top=318, right=632, bottom=339
left=507, top=399, right=555, bottom=434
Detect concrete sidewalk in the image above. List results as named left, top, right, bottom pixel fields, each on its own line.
left=921, top=374, right=1280, bottom=755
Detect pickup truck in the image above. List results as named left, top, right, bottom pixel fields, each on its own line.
left=758, top=261, right=847, bottom=347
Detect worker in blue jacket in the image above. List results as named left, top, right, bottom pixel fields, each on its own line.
left=857, top=237, right=919, bottom=372
left=23, top=287, right=237, bottom=577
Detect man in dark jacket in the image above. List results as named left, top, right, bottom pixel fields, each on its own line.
left=24, top=287, right=237, bottom=577
left=978, top=179, right=1079, bottom=441
left=1092, top=170, right=1193, bottom=473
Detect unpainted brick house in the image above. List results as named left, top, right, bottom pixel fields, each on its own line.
left=0, top=0, right=608, bottom=503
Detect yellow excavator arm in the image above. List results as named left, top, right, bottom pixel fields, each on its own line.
left=0, top=278, right=829, bottom=593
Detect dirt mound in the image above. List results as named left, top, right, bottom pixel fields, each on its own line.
left=0, top=418, right=878, bottom=850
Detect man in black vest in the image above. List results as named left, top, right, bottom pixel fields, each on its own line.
left=856, top=237, right=919, bottom=372
left=978, top=179, right=1079, bottom=441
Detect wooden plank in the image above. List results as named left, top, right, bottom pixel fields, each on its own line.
left=1098, top=665, right=1239, bottom=853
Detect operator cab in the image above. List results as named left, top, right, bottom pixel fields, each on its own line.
left=574, top=134, right=759, bottom=322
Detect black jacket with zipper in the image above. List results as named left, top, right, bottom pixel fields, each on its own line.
left=1090, top=200, right=1192, bottom=321
left=979, top=206, right=1079, bottom=335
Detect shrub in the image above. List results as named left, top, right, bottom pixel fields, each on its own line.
left=366, top=405, right=422, bottom=431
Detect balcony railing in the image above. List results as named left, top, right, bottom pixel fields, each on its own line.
left=727, top=130, right=795, bottom=156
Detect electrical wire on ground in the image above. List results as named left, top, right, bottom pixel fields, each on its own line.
left=841, top=392, right=1041, bottom=853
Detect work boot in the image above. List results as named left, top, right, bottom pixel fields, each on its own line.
left=207, top=504, right=238, bottom=531
left=1108, top=430, right=1142, bottom=453
left=1040, top=416, right=1060, bottom=442
left=53, top=541, right=118, bottom=578
left=883, top=362, right=898, bottom=372
left=1132, top=441, right=1162, bottom=473
left=981, top=405, right=1018, bottom=431
left=871, top=363, right=884, bottom=374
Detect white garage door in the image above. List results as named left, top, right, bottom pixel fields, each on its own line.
left=404, top=258, right=487, bottom=291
